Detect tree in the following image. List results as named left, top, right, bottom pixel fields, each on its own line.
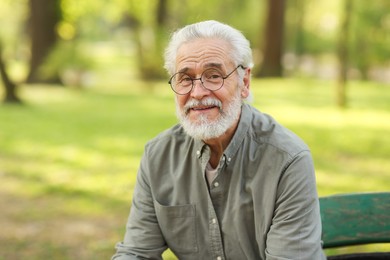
left=349, top=1, right=390, bottom=80
left=26, top=0, right=61, bottom=83
left=257, top=0, right=286, bottom=77
left=0, top=42, right=21, bottom=103
left=292, top=0, right=306, bottom=57
left=127, top=0, right=169, bottom=80
left=337, top=0, right=353, bottom=108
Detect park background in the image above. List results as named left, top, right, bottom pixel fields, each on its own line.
left=0, top=0, right=389, bottom=259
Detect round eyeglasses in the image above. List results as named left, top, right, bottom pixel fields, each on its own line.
left=168, top=65, right=246, bottom=95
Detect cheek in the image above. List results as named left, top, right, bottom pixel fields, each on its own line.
left=175, top=95, right=187, bottom=109
left=219, top=86, right=240, bottom=104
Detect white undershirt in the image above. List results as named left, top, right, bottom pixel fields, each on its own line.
left=205, top=162, right=219, bottom=187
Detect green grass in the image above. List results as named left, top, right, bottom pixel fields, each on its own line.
left=0, top=78, right=389, bottom=259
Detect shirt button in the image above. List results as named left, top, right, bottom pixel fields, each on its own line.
left=227, top=157, right=231, bottom=162
left=217, top=257, right=222, bottom=260
left=196, top=150, right=200, bottom=155
left=212, top=218, right=217, bottom=224
left=214, top=182, right=219, bottom=187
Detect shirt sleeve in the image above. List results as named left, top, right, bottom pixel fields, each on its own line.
left=112, top=149, right=167, bottom=260
left=265, top=150, right=326, bottom=260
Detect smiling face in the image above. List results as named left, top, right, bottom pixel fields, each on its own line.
left=174, top=38, right=250, bottom=140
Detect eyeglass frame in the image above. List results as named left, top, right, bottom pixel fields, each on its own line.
left=168, top=65, right=247, bottom=95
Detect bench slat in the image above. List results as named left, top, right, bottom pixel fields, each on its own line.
left=320, top=192, right=390, bottom=249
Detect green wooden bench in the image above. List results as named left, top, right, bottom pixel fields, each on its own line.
left=319, top=192, right=390, bottom=259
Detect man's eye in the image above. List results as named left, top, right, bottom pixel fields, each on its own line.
left=203, top=69, right=223, bottom=79
left=204, top=72, right=222, bottom=81
left=209, top=74, right=222, bottom=79
left=179, top=77, right=192, bottom=84
left=181, top=77, right=191, bottom=82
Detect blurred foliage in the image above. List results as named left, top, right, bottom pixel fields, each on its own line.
left=349, top=0, right=390, bottom=78
left=1, top=0, right=389, bottom=82
left=39, top=40, right=95, bottom=86
left=0, top=0, right=29, bottom=80
left=0, top=0, right=28, bottom=42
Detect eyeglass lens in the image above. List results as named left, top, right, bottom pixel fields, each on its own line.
left=170, top=69, right=224, bottom=95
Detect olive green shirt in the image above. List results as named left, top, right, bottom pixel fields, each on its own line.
left=113, top=104, right=326, bottom=260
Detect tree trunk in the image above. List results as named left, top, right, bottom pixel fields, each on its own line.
left=337, top=0, right=353, bottom=108
left=26, top=0, right=60, bottom=83
left=294, top=0, right=305, bottom=57
left=156, top=0, right=168, bottom=25
left=137, top=0, right=168, bottom=80
left=0, top=43, right=21, bottom=104
left=257, top=0, right=286, bottom=77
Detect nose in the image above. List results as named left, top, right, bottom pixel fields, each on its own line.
left=191, top=78, right=210, bottom=99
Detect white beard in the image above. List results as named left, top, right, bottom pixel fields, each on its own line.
left=175, top=90, right=242, bottom=140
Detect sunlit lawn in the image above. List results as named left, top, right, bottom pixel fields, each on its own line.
left=0, top=77, right=389, bottom=259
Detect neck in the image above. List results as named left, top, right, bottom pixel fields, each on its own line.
left=204, top=118, right=239, bottom=168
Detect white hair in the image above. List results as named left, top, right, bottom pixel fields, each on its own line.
left=164, top=20, right=254, bottom=76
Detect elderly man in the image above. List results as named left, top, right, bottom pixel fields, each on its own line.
left=113, top=20, right=325, bottom=260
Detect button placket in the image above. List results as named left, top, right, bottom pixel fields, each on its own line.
left=208, top=204, right=225, bottom=260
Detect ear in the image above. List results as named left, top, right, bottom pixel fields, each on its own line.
left=240, top=67, right=251, bottom=99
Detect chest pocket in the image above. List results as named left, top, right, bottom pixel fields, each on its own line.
left=154, top=200, right=198, bottom=253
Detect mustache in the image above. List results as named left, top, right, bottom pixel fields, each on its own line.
left=183, top=98, right=222, bottom=114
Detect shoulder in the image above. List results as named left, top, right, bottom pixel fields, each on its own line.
left=244, top=104, right=310, bottom=157
left=144, top=124, right=193, bottom=155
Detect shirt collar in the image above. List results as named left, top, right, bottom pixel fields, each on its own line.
left=223, top=103, right=251, bottom=165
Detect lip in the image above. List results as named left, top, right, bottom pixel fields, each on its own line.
left=183, top=97, right=222, bottom=115
left=187, top=105, right=219, bottom=115
left=191, top=105, right=218, bottom=111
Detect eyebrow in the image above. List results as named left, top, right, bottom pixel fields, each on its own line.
left=177, top=67, right=189, bottom=73
left=203, top=63, right=223, bottom=69
left=177, top=63, right=223, bottom=74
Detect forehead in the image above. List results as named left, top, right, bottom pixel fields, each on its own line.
left=175, top=38, right=234, bottom=73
